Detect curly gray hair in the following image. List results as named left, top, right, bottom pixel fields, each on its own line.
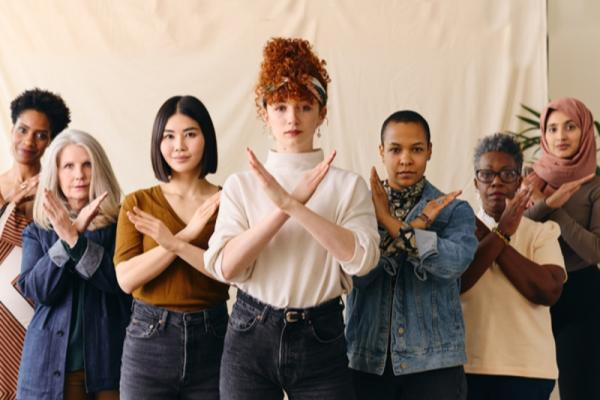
left=473, top=133, right=523, bottom=173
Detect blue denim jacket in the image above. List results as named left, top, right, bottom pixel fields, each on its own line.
left=17, top=223, right=132, bottom=400
left=346, top=180, right=478, bottom=376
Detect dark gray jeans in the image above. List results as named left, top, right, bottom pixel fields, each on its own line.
left=220, top=290, right=356, bottom=400
left=120, top=299, right=228, bottom=400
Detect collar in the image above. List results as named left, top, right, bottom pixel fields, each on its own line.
left=383, top=177, right=426, bottom=201
left=264, top=149, right=324, bottom=172
left=478, top=206, right=499, bottom=228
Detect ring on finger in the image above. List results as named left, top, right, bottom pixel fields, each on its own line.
left=20, top=183, right=27, bottom=190
left=436, top=198, right=444, bottom=205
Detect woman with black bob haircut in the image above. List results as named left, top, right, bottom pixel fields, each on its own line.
left=115, top=95, right=229, bottom=399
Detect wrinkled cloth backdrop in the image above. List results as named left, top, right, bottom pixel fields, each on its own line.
left=0, top=0, right=546, bottom=398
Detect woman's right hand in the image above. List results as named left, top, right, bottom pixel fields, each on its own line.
left=42, top=189, right=79, bottom=246
left=370, top=167, right=392, bottom=224
left=4, top=174, right=40, bottom=205
left=497, top=186, right=533, bottom=236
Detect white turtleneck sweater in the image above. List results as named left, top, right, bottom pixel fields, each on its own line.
left=204, top=149, right=380, bottom=308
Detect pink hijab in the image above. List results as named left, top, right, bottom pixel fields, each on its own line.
left=528, top=98, right=597, bottom=195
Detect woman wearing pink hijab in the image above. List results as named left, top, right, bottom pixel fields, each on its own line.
left=523, top=97, right=599, bottom=400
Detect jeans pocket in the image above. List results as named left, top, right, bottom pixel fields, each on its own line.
left=210, top=313, right=229, bottom=339
left=309, top=312, right=345, bottom=344
left=227, top=303, right=259, bottom=333
left=126, top=312, right=159, bottom=339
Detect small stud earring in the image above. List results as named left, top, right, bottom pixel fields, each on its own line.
left=475, top=189, right=480, bottom=200
left=317, top=126, right=321, bottom=138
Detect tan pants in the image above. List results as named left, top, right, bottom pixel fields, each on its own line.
left=64, top=370, right=120, bottom=400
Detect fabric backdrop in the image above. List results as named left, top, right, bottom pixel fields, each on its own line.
left=0, top=1, right=547, bottom=397
left=1, top=0, right=548, bottom=201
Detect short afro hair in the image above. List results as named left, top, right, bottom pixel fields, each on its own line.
left=473, top=133, right=523, bottom=173
left=10, top=88, right=71, bottom=139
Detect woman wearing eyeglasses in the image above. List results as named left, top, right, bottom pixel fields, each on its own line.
left=460, top=133, right=566, bottom=400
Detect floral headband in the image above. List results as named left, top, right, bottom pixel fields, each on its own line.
left=266, top=76, right=327, bottom=105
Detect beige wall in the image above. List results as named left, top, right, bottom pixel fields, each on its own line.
left=549, top=0, right=600, bottom=118
left=546, top=1, right=600, bottom=398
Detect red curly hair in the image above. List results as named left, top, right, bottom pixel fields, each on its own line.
left=254, top=38, right=330, bottom=116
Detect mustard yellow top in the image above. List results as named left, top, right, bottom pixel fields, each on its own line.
left=114, top=186, right=229, bottom=312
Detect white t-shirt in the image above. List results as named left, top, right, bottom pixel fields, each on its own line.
left=460, top=210, right=566, bottom=379
left=204, top=149, right=380, bottom=308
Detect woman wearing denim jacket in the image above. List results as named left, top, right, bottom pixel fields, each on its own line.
left=17, top=130, right=131, bottom=400
left=347, top=111, right=478, bottom=400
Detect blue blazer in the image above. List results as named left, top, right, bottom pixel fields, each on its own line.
left=346, top=180, right=478, bottom=376
left=17, top=222, right=131, bottom=399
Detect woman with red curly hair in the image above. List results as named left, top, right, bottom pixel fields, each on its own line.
left=205, top=38, right=380, bottom=399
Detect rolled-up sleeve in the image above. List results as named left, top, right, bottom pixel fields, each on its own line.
left=334, top=176, right=380, bottom=277
left=204, top=175, right=253, bottom=283
left=408, top=201, right=478, bottom=285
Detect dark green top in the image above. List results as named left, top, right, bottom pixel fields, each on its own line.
left=61, top=233, right=88, bottom=372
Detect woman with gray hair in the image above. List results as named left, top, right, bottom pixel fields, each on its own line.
left=17, top=129, right=131, bottom=400
left=459, top=133, right=566, bottom=400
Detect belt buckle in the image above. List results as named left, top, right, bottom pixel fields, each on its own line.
left=285, top=311, right=305, bottom=323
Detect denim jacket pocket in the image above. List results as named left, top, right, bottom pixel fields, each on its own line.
left=309, top=312, right=345, bottom=344
left=126, top=312, right=159, bottom=339
left=228, top=303, right=260, bottom=333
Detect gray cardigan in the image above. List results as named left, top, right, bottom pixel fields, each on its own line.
left=524, top=176, right=600, bottom=272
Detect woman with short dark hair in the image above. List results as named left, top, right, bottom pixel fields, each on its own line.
left=115, top=95, right=229, bottom=399
left=0, top=88, right=71, bottom=397
left=461, top=133, right=566, bottom=400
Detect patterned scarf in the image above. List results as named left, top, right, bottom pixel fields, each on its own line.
left=380, top=177, right=426, bottom=257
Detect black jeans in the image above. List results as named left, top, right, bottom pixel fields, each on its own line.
left=351, top=357, right=466, bottom=400
left=220, top=290, right=355, bottom=400
left=551, top=265, right=600, bottom=400
left=466, top=374, right=555, bottom=400
left=120, top=299, right=228, bottom=400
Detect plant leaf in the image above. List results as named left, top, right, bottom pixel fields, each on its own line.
left=520, top=104, right=541, bottom=118
left=517, top=116, right=540, bottom=127
left=595, top=121, right=600, bottom=135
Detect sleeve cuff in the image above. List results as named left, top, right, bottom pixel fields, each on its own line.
left=74, top=239, right=104, bottom=278
left=380, top=255, right=399, bottom=276
left=409, top=229, right=440, bottom=281
left=49, top=240, right=70, bottom=267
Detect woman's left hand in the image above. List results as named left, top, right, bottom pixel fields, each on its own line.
left=42, top=189, right=78, bottom=246
left=73, top=191, right=108, bottom=233
left=246, top=148, right=295, bottom=211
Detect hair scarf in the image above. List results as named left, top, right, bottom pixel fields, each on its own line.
left=527, top=97, right=597, bottom=196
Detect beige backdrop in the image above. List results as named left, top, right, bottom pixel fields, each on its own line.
left=0, top=0, right=548, bottom=205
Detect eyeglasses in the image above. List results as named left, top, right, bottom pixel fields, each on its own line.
left=475, top=169, right=519, bottom=183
